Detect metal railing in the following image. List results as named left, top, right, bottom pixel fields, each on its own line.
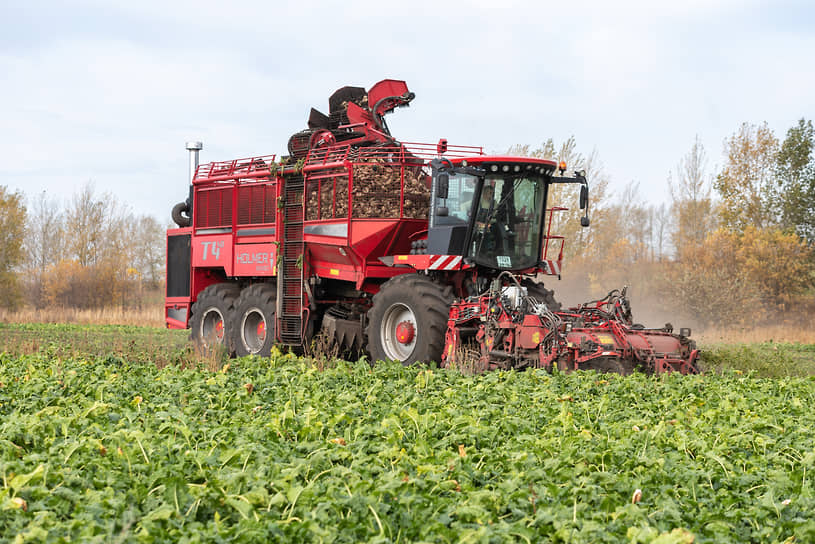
left=194, top=154, right=277, bottom=183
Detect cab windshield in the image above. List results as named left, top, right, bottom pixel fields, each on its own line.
left=469, top=175, right=546, bottom=270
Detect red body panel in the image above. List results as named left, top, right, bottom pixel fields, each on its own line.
left=192, top=234, right=233, bottom=273
left=234, top=242, right=277, bottom=276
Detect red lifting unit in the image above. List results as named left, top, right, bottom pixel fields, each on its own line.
left=165, top=79, right=699, bottom=374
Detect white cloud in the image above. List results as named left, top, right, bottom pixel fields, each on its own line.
left=0, top=0, right=813, bottom=219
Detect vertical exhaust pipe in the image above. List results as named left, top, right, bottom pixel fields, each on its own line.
left=173, top=141, right=202, bottom=228
left=186, top=141, right=203, bottom=184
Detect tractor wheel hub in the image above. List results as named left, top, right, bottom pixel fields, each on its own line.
left=395, top=321, right=415, bottom=345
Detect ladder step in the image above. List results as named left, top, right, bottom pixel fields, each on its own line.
left=284, top=248, right=302, bottom=259
left=277, top=174, right=306, bottom=346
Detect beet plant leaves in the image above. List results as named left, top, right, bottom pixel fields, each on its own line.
left=1, top=351, right=814, bottom=543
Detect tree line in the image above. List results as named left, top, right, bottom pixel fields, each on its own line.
left=1, top=119, right=813, bottom=328
left=0, top=183, right=164, bottom=310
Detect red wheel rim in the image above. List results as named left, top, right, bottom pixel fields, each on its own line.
left=395, top=321, right=415, bottom=345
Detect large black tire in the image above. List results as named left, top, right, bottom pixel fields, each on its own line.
left=522, top=279, right=561, bottom=311
left=189, top=283, right=241, bottom=354
left=172, top=201, right=191, bottom=227
left=366, top=275, right=452, bottom=365
left=231, top=283, right=277, bottom=358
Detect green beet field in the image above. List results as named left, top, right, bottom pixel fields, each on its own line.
left=1, top=324, right=814, bottom=543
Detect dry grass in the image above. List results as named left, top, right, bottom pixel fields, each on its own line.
left=443, top=346, right=487, bottom=375
left=193, top=342, right=231, bottom=372
left=0, top=322, right=234, bottom=371
left=0, top=305, right=165, bottom=327
left=302, top=333, right=348, bottom=370
left=3, top=302, right=815, bottom=376
left=697, top=323, right=815, bottom=345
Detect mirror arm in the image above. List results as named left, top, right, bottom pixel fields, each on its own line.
left=551, top=173, right=591, bottom=227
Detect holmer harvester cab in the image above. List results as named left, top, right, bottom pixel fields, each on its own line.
left=166, top=79, right=699, bottom=374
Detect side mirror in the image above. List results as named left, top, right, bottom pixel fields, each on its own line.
left=436, top=206, right=449, bottom=217
left=580, top=216, right=590, bottom=227
left=437, top=173, right=449, bottom=199
left=579, top=185, right=588, bottom=210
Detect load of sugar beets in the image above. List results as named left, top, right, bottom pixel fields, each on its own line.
left=165, top=79, right=700, bottom=375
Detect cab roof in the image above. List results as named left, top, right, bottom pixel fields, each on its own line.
left=449, top=155, right=558, bottom=172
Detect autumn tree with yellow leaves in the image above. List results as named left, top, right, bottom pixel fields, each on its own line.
left=0, top=186, right=27, bottom=309
left=511, top=120, right=815, bottom=326
left=18, top=183, right=165, bottom=310
left=666, top=121, right=815, bottom=325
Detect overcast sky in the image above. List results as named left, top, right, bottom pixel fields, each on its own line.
left=2, top=0, right=813, bottom=223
